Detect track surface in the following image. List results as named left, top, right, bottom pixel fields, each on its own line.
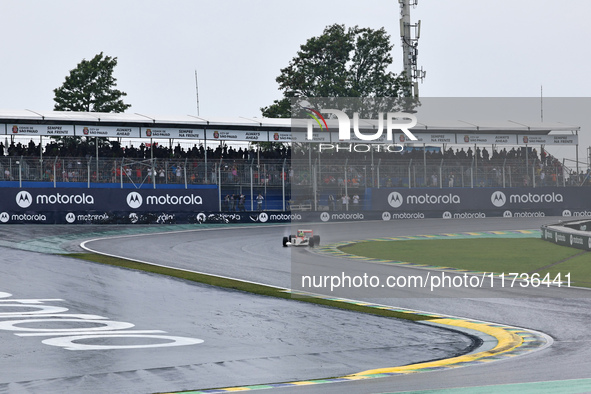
left=82, top=217, right=591, bottom=393
left=0, top=226, right=473, bottom=393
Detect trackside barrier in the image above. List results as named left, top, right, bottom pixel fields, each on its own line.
left=541, top=221, right=591, bottom=251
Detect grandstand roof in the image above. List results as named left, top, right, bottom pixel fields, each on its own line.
left=0, top=109, right=578, bottom=132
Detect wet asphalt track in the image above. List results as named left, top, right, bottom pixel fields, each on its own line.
left=0, top=224, right=473, bottom=394
left=1, top=217, right=590, bottom=393
left=82, top=217, right=591, bottom=393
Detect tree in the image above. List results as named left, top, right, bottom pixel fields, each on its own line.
left=261, top=24, right=411, bottom=118
left=53, top=52, right=131, bottom=113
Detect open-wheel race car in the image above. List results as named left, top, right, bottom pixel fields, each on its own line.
left=283, top=229, right=320, bottom=247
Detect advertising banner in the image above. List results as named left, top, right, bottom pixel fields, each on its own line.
left=1, top=187, right=218, bottom=213
left=206, top=129, right=266, bottom=142
left=396, top=133, right=457, bottom=145
left=9, top=124, right=75, bottom=136
left=518, top=134, right=578, bottom=145
left=541, top=225, right=591, bottom=251
left=77, top=126, right=140, bottom=138
left=142, top=127, right=204, bottom=139
left=372, top=187, right=591, bottom=216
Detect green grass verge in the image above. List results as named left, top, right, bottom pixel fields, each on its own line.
left=339, top=238, right=591, bottom=287
left=537, top=253, right=591, bottom=287
left=66, top=252, right=430, bottom=321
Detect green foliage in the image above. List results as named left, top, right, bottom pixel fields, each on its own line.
left=53, top=52, right=131, bottom=113
left=261, top=24, right=411, bottom=117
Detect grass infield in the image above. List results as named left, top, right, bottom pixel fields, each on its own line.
left=339, top=238, right=591, bottom=287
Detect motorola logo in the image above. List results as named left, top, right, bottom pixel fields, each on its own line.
left=562, top=210, right=572, bottom=217
left=0, top=212, right=9, bottom=223
left=127, top=192, right=143, bottom=209
left=129, top=213, right=139, bottom=224
left=65, top=213, right=76, bottom=224
left=442, top=211, right=452, bottom=219
left=16, top=191, right=33, bottom=208
left=503, top=210, right=513, bottom=218
left=388, top=192, right=403, bottom=208
left=382, top=212, right=391, bottom=221
left=258, top=212, right=268, bottom=223
left=491, top=191, right=507, bottom=207
left=196, top=213, right=206, bottom=223
left=320, top=212, right=330, bottom=222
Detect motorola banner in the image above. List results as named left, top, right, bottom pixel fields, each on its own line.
left=541, top=225, right=591, bottom=251
left=372, top=187, right=589, bottom=213
left=0, top=210, right=296, bottom=225
left=3, top=187, right=218, bottom=213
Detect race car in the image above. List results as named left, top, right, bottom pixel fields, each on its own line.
left=283, top=229, right=320, bottom=247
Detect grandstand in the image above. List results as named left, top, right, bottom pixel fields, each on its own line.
left=0, top=109, right=585, bottom=218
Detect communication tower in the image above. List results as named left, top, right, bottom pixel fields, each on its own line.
left=399, top=0, right=425, bottom=97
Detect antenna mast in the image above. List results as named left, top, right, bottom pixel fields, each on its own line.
left=195, top=70, right=200, bottom=116
left=399, top=0, right=425, bottom=98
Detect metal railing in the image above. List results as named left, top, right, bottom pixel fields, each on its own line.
left=0, top=155, right=586, bottom=189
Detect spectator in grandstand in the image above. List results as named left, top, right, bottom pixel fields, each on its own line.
left=341, top=194, right=350, bottom=211
left=228, top=194, right=235, bottom=212
left=482, top=147, right=489, bottom=161
left=352, top=194, right=360, bottom=210
left=448, top=174, right=454, bottom=188
left=238, top=193, right=246, bottom=212
left=328, top=194, right=335, bottom=211
left=256, top=193, right=264, bottom=211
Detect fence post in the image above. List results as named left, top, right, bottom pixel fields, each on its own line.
left=282, top=159, right=286, bottom=211
left=377, top=158, right=381, bottom=189
left=18, top=156, right=22, bottom=188
left=218, top=163, right=222, bottom=211
left=184, top=158, right=188, bottom=189
left=344, top=159, right=349, bottom=211
left=250, top=165, right=254, bottom=211
left=53, top=157, right=57, bottom=188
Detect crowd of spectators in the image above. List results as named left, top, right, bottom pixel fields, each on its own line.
left=0, top=138, right=290, bottom=161
left=0, top=137, right=585, bottom=187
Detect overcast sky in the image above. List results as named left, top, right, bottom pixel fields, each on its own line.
left=1, top=0, right=590, bottom=161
